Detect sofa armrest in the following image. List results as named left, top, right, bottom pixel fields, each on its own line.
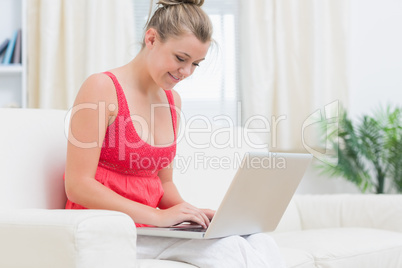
left=294, top=194, right=402, bottom=232
left=0, top=209, right=137, bottom=268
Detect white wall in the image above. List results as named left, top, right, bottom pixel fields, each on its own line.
left=349, top=0, right=402, bottom=118
left=0, top=0, right=21, bottom=42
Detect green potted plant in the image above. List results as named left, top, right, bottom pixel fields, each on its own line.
left=317, top=105, right=402, bottom=194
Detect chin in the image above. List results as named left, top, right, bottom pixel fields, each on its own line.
left=161, top=82, right=177, bottom=91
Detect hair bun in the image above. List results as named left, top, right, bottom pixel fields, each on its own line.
left=157, top=0, right=204, bottom=7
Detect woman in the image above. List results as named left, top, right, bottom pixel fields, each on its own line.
left=65, top=0, right=285, bottom=267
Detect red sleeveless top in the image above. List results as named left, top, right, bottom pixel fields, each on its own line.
left=65, top=72, right=177, bottom=227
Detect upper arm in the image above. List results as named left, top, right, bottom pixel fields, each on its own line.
left=158, top=162, right=174, bottom=184
left=65, top=73, right=116, bottom=194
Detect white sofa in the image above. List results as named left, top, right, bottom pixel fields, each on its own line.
left=1, top=108, right=402, bottom=268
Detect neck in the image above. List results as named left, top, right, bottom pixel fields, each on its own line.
left=125, top=50, right=161, bottom=96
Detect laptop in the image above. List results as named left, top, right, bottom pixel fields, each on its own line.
left=137, top=152, right=313, bottom=239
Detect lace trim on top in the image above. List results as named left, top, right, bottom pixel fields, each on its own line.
left=98, top=71, right=177, bottom=176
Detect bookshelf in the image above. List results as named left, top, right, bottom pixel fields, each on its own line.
left=0, top=0, right=27, bottom=108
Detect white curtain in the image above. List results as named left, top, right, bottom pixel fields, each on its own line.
left=239, top=0, right=349, bottom=153
left=27, top=0, right=135, bottom=109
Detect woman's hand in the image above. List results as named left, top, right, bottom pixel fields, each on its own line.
left=200, top=208, right=215, bottom=221
left=155, top=202, right=212, bottom=228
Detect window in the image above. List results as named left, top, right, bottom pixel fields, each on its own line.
left=133, top=0, right=240, bottom=124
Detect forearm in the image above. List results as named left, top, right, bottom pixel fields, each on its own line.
left=65, top=175, right=159, bottom=226
left=158, top=181, right=185, bottom=209
left=157, top=181, right=213, bottom=227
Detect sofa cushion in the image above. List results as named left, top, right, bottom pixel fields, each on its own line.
left=294, top=194, right=402, bottom=232
left=0, top=108, right=68, bottom=209
left=0, top=209, right=137, bottom=268
left=274, top=198, right=302, bottom=233
left=278, top=248, right=315, bottom=268
left=272, top=228, right=402, bottom=268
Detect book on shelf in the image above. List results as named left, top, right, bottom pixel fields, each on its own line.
left=0, top=39, right=9, bottom=56
left=2, top=29, right=20, bottom=65
left=12, top=29, right=22, bottom=64
left=0, top=39, right=10, bottom=62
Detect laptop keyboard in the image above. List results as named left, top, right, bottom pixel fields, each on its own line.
left=170, top=227, right=207, bottom=232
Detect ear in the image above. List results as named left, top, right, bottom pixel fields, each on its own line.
left=144, top=28, right=158, bottom=49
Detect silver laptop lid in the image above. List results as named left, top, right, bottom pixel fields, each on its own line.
left=204, top=152, right=312, bottom=239
left=137, top=152, right=312, bottom=239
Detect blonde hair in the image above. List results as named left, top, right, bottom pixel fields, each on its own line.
left=142, top=0, right=213, bottom=48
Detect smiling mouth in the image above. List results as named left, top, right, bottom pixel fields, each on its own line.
left=168, top=72, right=180, bottom=81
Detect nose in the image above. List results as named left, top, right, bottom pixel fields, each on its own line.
left=180, top=64, right=193, bottom=79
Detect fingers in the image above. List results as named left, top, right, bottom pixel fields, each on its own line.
left=156, top=203, right=211, bottom=228
left=182, top=203, right=210, bottom=228
left=201, top=208, right=216, bottom=220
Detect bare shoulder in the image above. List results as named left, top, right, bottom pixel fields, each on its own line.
left=74, top=73, right=116, bottom=106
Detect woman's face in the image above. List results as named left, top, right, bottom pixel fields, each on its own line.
left=145, top=30, right=211, bottom=90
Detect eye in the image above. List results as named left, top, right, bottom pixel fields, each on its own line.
left=176, top=56, right=185, bottom=62
left=193, top=63, right=200, bottom=67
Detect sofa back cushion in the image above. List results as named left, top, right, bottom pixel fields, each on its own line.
left=0, top=108, right=68, bottom=209
left=294, top=194, right=402, bottom=232
left=273, top=197, right=302, bottom=232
